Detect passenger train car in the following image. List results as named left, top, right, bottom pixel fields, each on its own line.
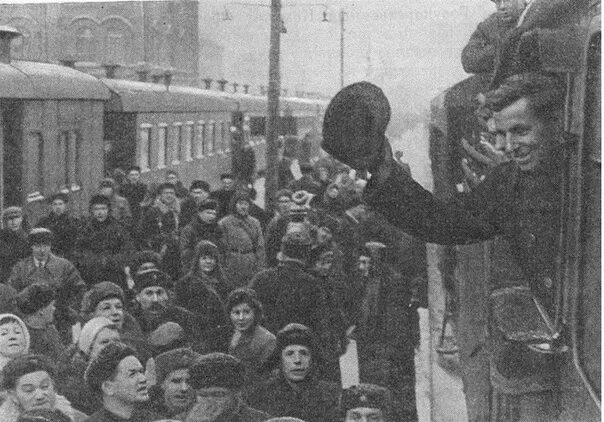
left=0, top=25, right=327, bottom=223
left=428, top=1, right=600, bottom=421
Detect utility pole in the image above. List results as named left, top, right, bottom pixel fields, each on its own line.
left=340, top=9, right=345, bottom=88
left=265, top=0, right=281, bottom=212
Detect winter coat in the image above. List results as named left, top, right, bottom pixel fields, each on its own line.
left=179, top=216, right=225, bottom=275
left=0, top=229, right=29, bottom=284
left=461, top=13, right=516, bottom=74
left=179, top=196, right=199, bottom=229
left=246, top=373, right=340, bottom=422
left=0, top=393, right=87, bottom=422
left=85, top=407, right=159, bottom=422
left=219, top=214, right=265, bottom=289
left=228, top=325, right=276, bottom=382
left=109, top=194, right=133, bottom=229
left=248, top=261, right=325, bottom=335
left=36, top=212, right=81, bottom=258
left=211, top=189, right=235, bottom=220
left=57, top=345, right=102, bottom=415
left=26, top=323, right=66, bottom=363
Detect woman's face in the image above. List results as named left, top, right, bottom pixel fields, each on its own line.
left=230, top=303, right=255, bottom=332
left=0, top=321, right=27, bottom=358
left=6, top=216, right=23, bottom=232
left=94, top=298, right=124, bottom=330
left=198, top=255, right=216, bottom=273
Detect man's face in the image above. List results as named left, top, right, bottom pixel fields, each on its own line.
left=6, top=216, right=23, bottom=232
left=91, top=204, right=109, bottom=222
left=136, top=286, right=169, bottom=314
left=493, top=0, right=526, bottom=23
left=11, top=371, right=56, bottom=412
left=162, top=368, right=194, bottom=414
left=318, top=168, right=329, bottom=181
left=198, top=255, right=217, bottom=273
left=313, top=251, right=334, bottom=277
left=105, top=356, right=149, bottom=404
left=491, top=97, right=551, bottom=172
left=167, top=173, right=178, bottom=185
left=198, top=209, right=217, bottom=224
left=99, top=187, right=114, bottom=198
left=345, top=407, right=385, bottom=422
left=190, top=386, right=236, bottom=420
left=358, top=255, right=371, bottom=277
left=32, top=243, right=51, bottom=262
left=51, top=199, right=67, bottom=216
left=160, top=188, right=177, bottom=205
left=235, top=200, right=249, bottom=216
left=190, top=188, right=209, bottom=204
left=94, top=298, right=124, bottom=330
left=281, top=345, right=311, bottom=383
left=38, top=301, right=56, bottom=325
left=221, top=177, right=234, bottom=191
left=90, top=328, right=120, bottom=359
left=127, top=170, right=141, bottom=184
left=277, top=196, right=292, bottom=215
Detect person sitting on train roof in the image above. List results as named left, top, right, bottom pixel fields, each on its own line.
left=119, top=166, right=148, bottom=226
left=219, top=191, right=265, bottom=290
left=179, top=199, right=224, bottom=275
left=340, top=384, right=394, bottom=422
left=73, top=194, right=135, bottom=289
left=36, top=193, right=81, bottom=260
left=180, top=180, right=211, bottom=228
left=98, top=178, right=133, bottom=231
left=245, top=323, right=340, bottom=422
left=0, top=207, right=30, bottom=284
left=9, top=228, right=85, bottom=342
left=138, top=182, right=181, bottom=280
left=461, top=0, right=527, bottom=74
left=211, top=173, right=237, bottom=220
left=165, top=169, right=189, bottom=200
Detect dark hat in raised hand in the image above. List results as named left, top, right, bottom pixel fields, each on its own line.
left=322, top=82, right=390, bottom=171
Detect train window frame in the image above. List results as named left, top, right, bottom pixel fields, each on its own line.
left=209, top=121, right=216, bottom=155
left=157, top=124, right=168, bottom=169
left=184, top=121, right=194, bottom=162
left=139, top=124, right=152, bottom=173
left=196, top=120, right=206, bottom=159
left=172, top=122, right=183, bottom=165
left=216, top=121, right=223, bottom=154
left=69, top=130, right=81, bottom=192
left=25, top=131, right=44, bottom=203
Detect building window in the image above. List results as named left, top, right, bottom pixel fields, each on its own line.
left=25, top=132, right=44, bottom=202
left=184, top=122, right=194, bottom=161
left=140, top=125, right=152, bottom=172
left=172, top=123, right=182, bottom=165
left=197, top=121, right=206, bottom=158
left=158, top=125, right=168, bottom=168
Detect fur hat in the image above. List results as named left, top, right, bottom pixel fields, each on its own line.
left=198, top=199, right=219, bottom=212
left=158, top=182, right=176, bottom=193
left=28, top=227, right=53, bottom=245
left=2, top=206, right=22, bottom=220
left=148, top=322, right=186, bottom=356
left=78, top=316, right=117, bottom=356
left=154, top=347, right=201, bottom=385
left=0, top=313, right=30, bottom=355
left=322, top=82, right=391, bottom=171
left=17, top=408, right=71, bottom=422
left=85, top=342, right=137, bottom=394
left=81, top=282, right=124, bottom=314
left=133, top=269, right=172, bottom=292
left=340, top=383, right=391, bottom=413
left=190, top=180, right=210, bottom=192
left=280, top=231, right=312, bottom=262
left=275, top=323, right=315, bottom=353
left=2, top=354, right=55, bottom=391
left=17, top=283, right=55, bottom=316
left=89, top=194, right=111, bottom=208
left=189, top=353, right=245, bottom=390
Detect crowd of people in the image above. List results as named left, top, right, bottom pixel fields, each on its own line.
left=0, top=159, right=426, bottom=421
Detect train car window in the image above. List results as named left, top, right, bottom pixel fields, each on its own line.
left=25, top=132, right=44, bottom=202
left=196, top=121, right=206, bottom=158
left=57, top=130, right=80, bottom=192
left=184, top=122, right=194, bottom=161
left=250, top=116, right=266, bottom=136
left=158, top=125, right=168, bottom=169
left=139, top=125, right=152, bottom=172
left=221, top=122, right=229, bottom=152
left=172, top=123, right=182, bottom=165
left=209, top=121, right=216, bottom=154
left=58, top=132, right=70, bottom=192
left=576, top=32, right=601, bottom=398
left=216, top=122, right=223, bottom=152
left=69, top=131, right=81, bottom=191
left=279, top=116, right=297, bottom=136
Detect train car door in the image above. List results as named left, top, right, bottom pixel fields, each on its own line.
left=1, top=99, right=23, bottom=213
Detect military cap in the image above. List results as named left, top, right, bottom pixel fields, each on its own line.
left=28, top=227, right=53, bottom=245
left=340, top=383, right=390, bottom=412
left=127, top=165, right=141, bottom=174
left=133, top=269, right=172, bottom=291
left=322, top=82, right=391, bottom=172
left=198, top=199, right=219, bottom=212
left=17, top=283, right=55, bottom=316
left=158, top=182, right=176, bottom=193
left=89, top=194, right=111, bottom=208
left=190, top=180, right=210, bottom=192
left=48, top=192, right=69, bottom=204
left=2, top=206, right=23, bottom=220
left=84, top=342, right=137, bottom=393
left=189, top=353, right=245, bottom=390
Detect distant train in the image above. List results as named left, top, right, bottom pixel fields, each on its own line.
left=427, top=1, right=600, bottom=421
left=0, top=25, right=327, bottom=223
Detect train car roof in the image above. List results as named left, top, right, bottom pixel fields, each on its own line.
left=0, top=60, right=110, bottom=100
left=101, top=78, right=233, bottom=112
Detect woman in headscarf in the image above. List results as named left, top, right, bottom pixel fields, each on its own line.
left=0, top=313, right=30, bottom=373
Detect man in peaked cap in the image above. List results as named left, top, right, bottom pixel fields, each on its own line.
left=182, top=352, right=272, bottom=422
left=340, top=384, right=392, bottom=422
left=130, top=269, right=202, bottom=351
